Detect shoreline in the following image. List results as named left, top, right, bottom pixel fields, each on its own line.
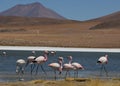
left=0, top=78, right=120, bottom=86
left=0, top=46, right=120, bottom=53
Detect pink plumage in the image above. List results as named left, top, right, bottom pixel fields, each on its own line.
left=63, top=56, right=74, bottom=71
left=97, top=54, right=108, bottom=64
left=34, top=51, right=49, bottom=75
left=72, top=62, right=84, bottom=70
left=27, top=56, right=36, bottom=64
left=49, top=63, right=61, bottom=70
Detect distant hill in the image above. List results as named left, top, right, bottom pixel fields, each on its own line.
left=90, top=11, right=120, bottom=22
left=90, top=19, right=120, bottom=29
left=89, top=11, right=120, bottom=29
left=0, top=16, right=80, bottom=27
left=0, top=2, right=65, bottom=20
left=0, top=2, right=120, bottom=30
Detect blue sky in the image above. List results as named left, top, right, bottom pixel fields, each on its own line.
left=0, top=0, right=120, bottom=21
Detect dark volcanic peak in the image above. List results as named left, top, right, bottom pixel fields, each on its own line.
left=0, top=2, right=66, bottom=20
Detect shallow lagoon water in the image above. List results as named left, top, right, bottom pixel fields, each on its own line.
left=0, top=47, right=120, bottom=82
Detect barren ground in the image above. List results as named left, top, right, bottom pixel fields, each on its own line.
left=0, top=21, right=120, bottom=48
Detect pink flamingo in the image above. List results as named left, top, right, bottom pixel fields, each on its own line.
left=48, top=57, right=64, bottom=80
left=25, top=55, right=36, bottom=75
left=63, top=56, right=84, bottom=78
left=34, top=50, right=49, bottom=75
left=97, top=54, right=108, bottom=76
left=16, top=59, right=26, bottom=81
left=25, top=51, right=36, bottom=75
left=63, top=56, right=74, bottom=78
left=72, top=62, right=84, bottom=78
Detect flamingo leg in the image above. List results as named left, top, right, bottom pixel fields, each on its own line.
left=25, top=61, right=29, bottom=67
left=30, top=64, right=33, bottom=75
left=68, top=71, right=71, bottom=77
left=40, top=65, right=47, bottom=76
left=35, top=64, right=39, bottom=75
left=54, top=70, right=57, bottom=80
left=21, top=67, right=25, bottom=80
left=65, top=70, right=68, bottom=79
left=31, top=64, right=36, bottom=75
left=18, top=66, right=24, bottom=81
left=100, top=64, right=104, bottom=76
left=103, top=65, right=108, bottom=76
left=74, top=70, right=76, bottom=79
left=77, top=70, right=78, bottom=78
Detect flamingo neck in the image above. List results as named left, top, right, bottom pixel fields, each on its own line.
left=105, top=55, right=108, bottom=58
left=68, top=56, right=72, bottom=64
left=58, top=60, right=63, bottom=72
left=44, top=54, right=48, bottom=61
left=105, top=55, right=108, bottom=61
left=69, top=59, right=72, bottom=64
left=58, top=60, right=63, bottom=67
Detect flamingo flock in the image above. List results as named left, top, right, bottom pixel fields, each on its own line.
left=16, top=51, right=109, bottom=80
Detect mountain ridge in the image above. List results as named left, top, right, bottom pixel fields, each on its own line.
left=0, top=2, right=65, bottom=20
left=88, top=11, right=120, bottom=29
left=89, top=11, right=120, bottom=22
left=0, top=2, right=120, bottom=30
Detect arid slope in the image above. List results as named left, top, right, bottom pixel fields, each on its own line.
left=0, top=16, right=119, bottom=48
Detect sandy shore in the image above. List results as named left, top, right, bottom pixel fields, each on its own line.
left=0, top=78, right=120, bottom=86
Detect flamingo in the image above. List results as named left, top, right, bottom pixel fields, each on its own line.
left=63, top=56, right=84, bottom=79
left=25, top=56, right=36, bottom=75
left=16, top=59, right=26, bottom=81
left=2, top=51, right=7, bottom=56
left=25, top=51, right=36, bottom=75
left=97, top=54, right=108, bottom=76
left=50, top=51, right=56, bottom=56
left=33, top=50, right=49, bottom=75
left=63, top=56, right=74, bottom=78
left=48, top=57, right=64, bottom=80
left=71, top=62, right=84, bottom=78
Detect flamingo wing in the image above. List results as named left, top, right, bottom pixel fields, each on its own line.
left=98, top=56, right=107, bottom=64
left=48, top=63, right=60, bottom=70
left=72, top=62, right=83, bottom=69
left=16, top=59, right=26, bottom=64
left=63, top=63, right=74, bottom=69
left=35, top=56, right=45, bottom=62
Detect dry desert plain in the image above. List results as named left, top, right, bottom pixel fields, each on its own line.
left=0, top=18, right=120, bottom=48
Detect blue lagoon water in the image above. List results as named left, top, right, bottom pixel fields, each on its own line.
left=0, top=49, right=120, bottom=82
